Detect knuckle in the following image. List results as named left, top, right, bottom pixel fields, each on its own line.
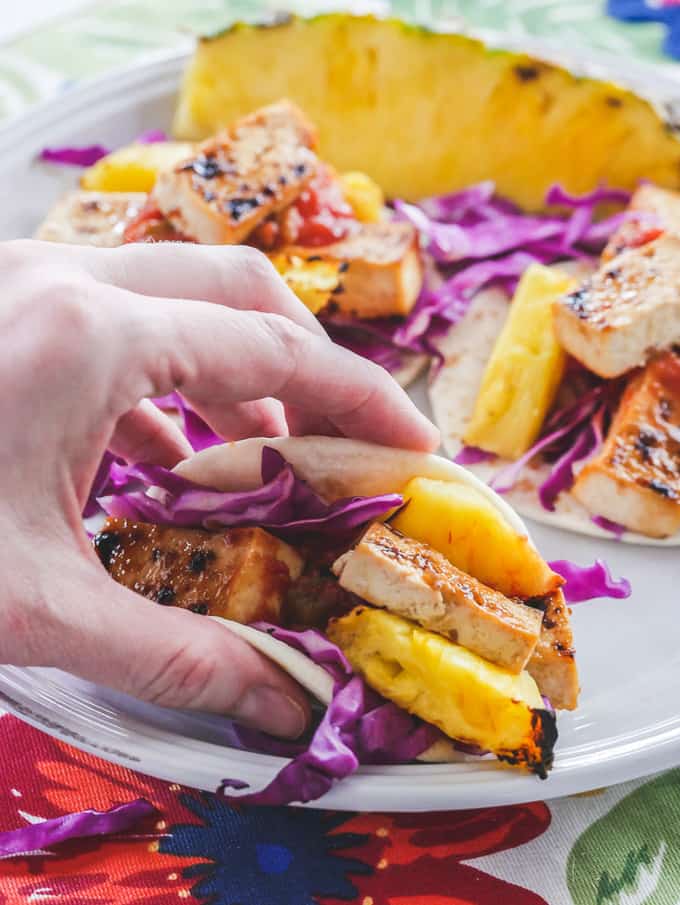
left=136, top=631, right=223, bottom=710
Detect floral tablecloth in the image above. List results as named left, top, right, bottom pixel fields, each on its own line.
left=1, top=3, right=679, bottom=904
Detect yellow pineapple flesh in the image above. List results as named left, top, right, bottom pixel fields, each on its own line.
left=464, top=264, right=573, bottom=459
left=340, top=171, right=385, bottom=222
left=81, top=141, right=194, bottom=193
left=391, top=476, right=560, bottom=598
left=173, top=14, right=680, bottom=210
left=328, top=606, right=556, bottom=776
left=269, top=253, right=342, bottom=314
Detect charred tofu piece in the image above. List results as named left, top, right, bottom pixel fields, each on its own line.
left=602, top=184, right=679, bottom=263
left=332, top=522, right=543, bottom=673
left=553, top=235, right=680, bottom=378
left=35, top=191, right=147, bottom=247
left=154, top=100, right=318, bottom=244
left=94, top=518, right=304, bottom=623
left=527, top=590, right=579, bottom=711
left=572, top=350, right=680, bottom=537
left=285, top=222, right=423, bottom=319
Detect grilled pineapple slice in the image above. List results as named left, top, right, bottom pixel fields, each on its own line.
left=464, top=264, right=573, bottom=459
left=81, top=141, right=194, bottom=193
left=328, top=607, right=556, bottom=776
left=392, top=476, right=560, bottom=598
left=269, top=253, right=342, bottom=314
left=174, top=14, right=680, bottom=209
left=340, top=171, right=384, bottom=223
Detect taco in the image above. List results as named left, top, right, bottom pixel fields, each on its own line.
left=90, top=437, right=628, bottom=804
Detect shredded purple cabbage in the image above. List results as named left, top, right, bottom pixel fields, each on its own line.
left=321, top=182, right=629, bottom=369
left=99, top=447, right=401, bottom=539
left=0, top=799, right=155, bottom=859
left=491, top=379, right=621, bottom=508
left=39, top=129, right=167, bottom=168
left=219, top=625, right=440, bottom=806
left=549, top=559, right=632, bottom=603
left=40, top=145, right=110, bottom=167
left=453, top=446, right=497, bottom=466
left=152, top=391, right=222, bottom=452
left=592, top=515, right=626, bottom=539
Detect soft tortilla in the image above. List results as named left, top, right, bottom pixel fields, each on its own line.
left=178, top=435, right=542, bottom=764
left=428, top=290, right=680, bottom=547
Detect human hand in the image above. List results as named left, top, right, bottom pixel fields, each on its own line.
left=0, top=239, right=438, bottom=737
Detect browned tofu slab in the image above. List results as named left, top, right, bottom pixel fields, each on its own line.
left=283, top=221, right=423, bottom=319
left=94, top=518, right=304, bottom=624
left=154, top=100, right=319, bottom=244
left=35, top=191, right=147, bottom=246
left=527, top=590, right=579, bottom=711
left=553, top=234, right=680, bottom=378
left=602, top=184, right=679, bottom=262
left=332, top=522, right=542, bottom=673
left=572, top=350, right=680, bottom=537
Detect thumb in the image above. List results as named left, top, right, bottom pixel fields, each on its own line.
left=37, top=558, right=310, bottom=739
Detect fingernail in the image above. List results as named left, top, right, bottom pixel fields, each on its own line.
left=232, top=686, right=308, bottom=739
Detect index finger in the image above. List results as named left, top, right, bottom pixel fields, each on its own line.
left=74, top=241, right=329, bottom=339
left=124, top=291, right=439, bottom=451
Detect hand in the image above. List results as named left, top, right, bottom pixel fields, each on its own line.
left=0, top=239, right=438, bottom=738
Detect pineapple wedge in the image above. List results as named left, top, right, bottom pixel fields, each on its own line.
left=269, top=253, right=342, bottom=314
left=328, top=607, right=557, bottom=776
left=340, top=171, right=384, bottom=223
left=392, top=476, right=560, bottom=599
left=174, top=14, right=680, bottom=209
left=81, top=141, right=194, bottom=193
left=464, top=265, right=573, bottom=460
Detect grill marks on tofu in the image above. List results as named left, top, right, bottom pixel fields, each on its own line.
left=572, top=350, right=680, bottom=537
left=553, top=235, right=680, bottom=378
left=332, top=522, right=543, bottom=674
left=286, top=221, right=423, bottom=319
left=94, top=518, right=304, bottom=623
left=154, top=100, right=319, bottom=244
left=35, top=191, right=147, bottom=247
left=526, top=590, right=579, bottom=711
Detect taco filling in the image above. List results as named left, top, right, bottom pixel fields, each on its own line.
left=90, top=438, right=626, bottom=803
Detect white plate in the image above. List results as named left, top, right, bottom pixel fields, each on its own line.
left=0, top=47, right=679, bottom=811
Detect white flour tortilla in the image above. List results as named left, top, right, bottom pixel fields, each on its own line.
left=177, top=435, right=545, bottom=764
left=428, top=289, right=680, bottom=547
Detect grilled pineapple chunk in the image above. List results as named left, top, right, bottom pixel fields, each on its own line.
left=81, top=141, right=194, bottom=193
left=464, top=265, right=572, bottom=459
left=340, top=171, right=384, bottom=223
left=174, top=14, right=680, bottom=209
left=269, top=253, right=342, bottom=314
left=328, top=607, right=556, bottom=776
left=392, top=476, right=560, bottom=598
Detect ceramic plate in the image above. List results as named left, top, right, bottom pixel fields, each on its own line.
left=0, top=47, right=678, bottom=811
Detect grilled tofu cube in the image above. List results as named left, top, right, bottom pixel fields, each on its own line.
left=328, top=606, right=557, bottom=777
left=572, top=350, right=680, bottom=537
left=553, top=235, right=680, bottom=378
left=332, top=522, right=542, bottom=673
left=602, top=184, right=679, bottom=262
left=94, top=518, right=304, bottom=623
left=35, top=191, right=147, bottom=247
left=154, top=100, right=319, bottom=244
left=286, top=221, right=423, bottom=319
left=527, top=590, right=579, bottom=711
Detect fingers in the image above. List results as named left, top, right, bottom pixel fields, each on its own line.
left=109, top=399, right=193, bottom=467
left=78, top=242, right=328, bottom=338
left=192, top=398, right=288, bottom=442
left=135, top=299, right=439, bottom=451
left=32, top=558, right=310, bottom=738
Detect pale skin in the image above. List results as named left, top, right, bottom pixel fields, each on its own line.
left=0, top=239, right=439, bottom=739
